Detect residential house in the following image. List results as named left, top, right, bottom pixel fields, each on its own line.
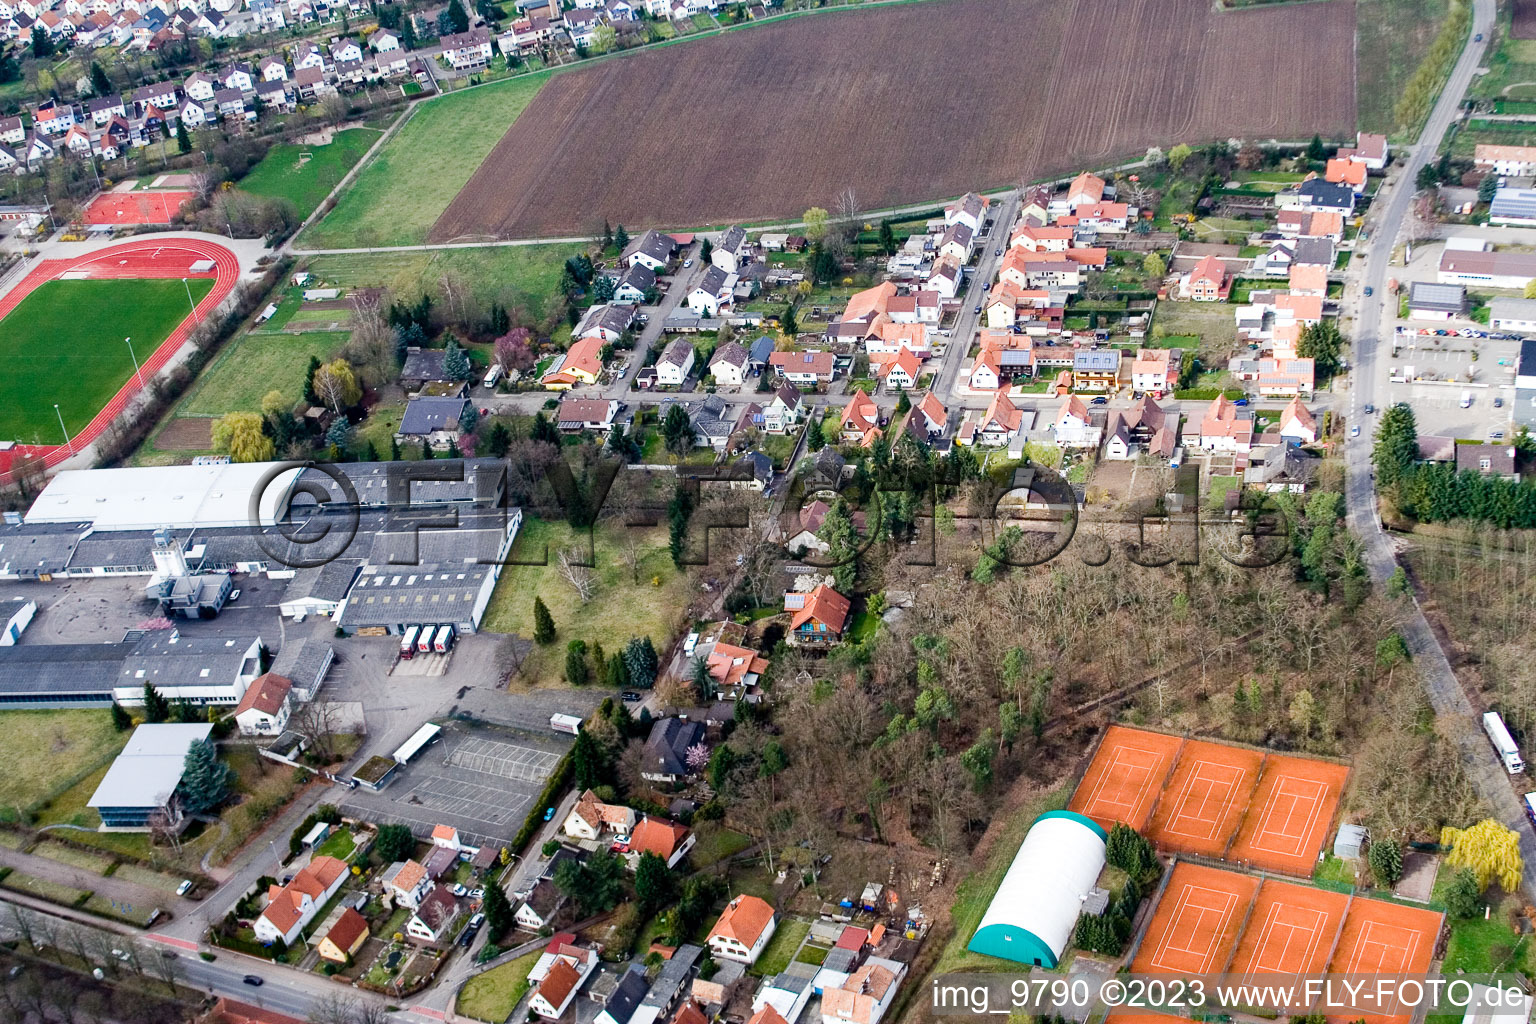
left=577, top=302, right=636, bottom=344
left=706, top=894, right=777, bottom=964
left=704, top=640, right=767, bottom=702
left=214, top=87, right=246, bottom=120
left=563, top=7, right=600, bottom=46
left=517, top=878, right=565, bottom=930
left=945, top=191, right=989, bottom=234
left=1278, top=178, right=1355, bottom=215
left=598, top=967, right=652, bottom=1024
left=0, top=116, right=24, bottom=146
left=316, top=908, right=369, bottom=964
left=1250, top=239, right=1295, bottom=277
left=86, top=95, right=125, bottom=125
left=880, top=346, right=921, bottom=391
left=396, top=396, right=472, bottom=450
left=1010, top=224, right=1073, bottom=252
left=708, top=340, right=750, bottom=388
left=687, top=266, right=736, bottom=317
left=1065, top=171, right=1105, bottom=209
left=1336, top=131, right=1389, bottom=170
left=1072, top=349, right=1119, bottom=391
left=1103, top=397, right=1176, bottom=461
left=440, top=26, right=493, bottom=69
left=556, top=398, right=620, bottom=432
left=233, top=672, right=292, bottom=736
left=1289, top=265, right=1328, bottom=298
left=820, top=959, right=906, bottom=1024
left=769, top=350, right=836, bottom=387
left=1191, top=394, right=1254, bottom=452
left=641, top=717, right=705, bottom=784
left=975, top=388, right=1025, bottom=447
left=381, top=859, right=432, bottom=909
left=840, top=389, right=880, bottom=446
left=909, top=392, right=947, bottom=438
left=656, top=339, right=696, bottom=386
left=368, top=27, right=398, bottom=51
left=542, top=336, right=605, bottom=389
left=782, top=583, right=850, bottom=648
left=220, top=61, right=254, bottom=92
left=1456, top=443, right=1520, bottom=481
left=32, top=101, right=75, bottom=136
left=1053, top=395, right=1093, bottom=447
left=294, top=65, right=329, bottom=100
left=1180, top=254, right=1230, bottom=301
left=1474, top=143, right=1536, bottom=177
left=691, top=395, right=734, bottom=451
left=563, top=789, right=635, bottom=841
left=178, top=97, right=206, bottom=128
left=531, top=955, right=596, bottom=1020
left=936, top=222, right=973, bottom=263
left=406, top=884, right=461, bottom=944
left=713, top=225, right=749, bottom=273
left=624, top=229, right=675, bottom=271
left=1324, top=158, right=1367, bottom=193
left=184, top=70, right=215, bottom=101
left=1131, top=348, right=1180, bottom=396
left=1277, top=397, right=1317, bottom=445
left=1060, top=201, right=1130, bottom=233
left=256, top=79, right=292, bottom=110
left=628, top=816, right=695, bottom=869
left=763, top=383, right=803, bottom=433
left=253, top=855, right=348, bottom=945
left=613, top=263, right=655, bottom=304
left=327, top=36, right=361, bottom=63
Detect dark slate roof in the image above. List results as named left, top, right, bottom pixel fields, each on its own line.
left=398, top=396, right=470, bottom=436
left=642, top=717, right=704, bottom=777
left=0, top=641, right=130, bottom=698
left=119, top=632, right=260, bottom=688
left=623, top=229, right=674, bottom=265
left=400, top=348, right=451, bottom=382
left=717, top=225, right=746, bottom=255
left=603, top=966, right=651, bottom=1024
left=1297, top=178, right=1354, bottom=208
left=0, top=522, right=85, bottom=575
left=748, top=336, right=776, bottom=366
left=641, top=943, right=701, bottom=1008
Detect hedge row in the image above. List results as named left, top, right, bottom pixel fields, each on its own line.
left=511, top=749, right=574, bottom=854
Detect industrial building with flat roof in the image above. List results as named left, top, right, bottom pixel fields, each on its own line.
left=88, top=723, right=213, bottom=830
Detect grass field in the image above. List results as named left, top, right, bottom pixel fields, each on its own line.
left=178, top=331, right=349, bottom=416
left=0, top=711, right=128, bottom=823
left=32, top=841, right=114, bottom=875
left=110, top=861, right=188, bottom=893
left=237, top=127, right=383, bottom=220
left=751, top=917, right=809, bottom=977
left=1356, top=0, right=1452, bottom=134
left=0, top=278, right=215, bottom=444
left=301, top=73, right=549, bottom=248
left=302, top=246, right=576, bottom=322
left=481, top=517, right=692, bottom=687
left=1, top=872, right=90, bottom=907
left=456, top=949, right=540, bottom=1022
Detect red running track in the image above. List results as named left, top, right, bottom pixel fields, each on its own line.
left=0, top=238, right=240, bottom=484
left=82, top=190, right=196, bottom=226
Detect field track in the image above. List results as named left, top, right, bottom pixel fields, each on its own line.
left=431, top=0, right=1356, bottom=240
left=0, top=238, right=238, bottom=484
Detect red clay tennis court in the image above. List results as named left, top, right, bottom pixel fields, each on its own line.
left=82, top=190, right=195, bottom=225
left=1069, top=726, right=1184, bottom=831
left=1229, top=878, right=1349, bottom=975
left=1325, top=898, right=1442, bottom=1024
left=1147, top=739, right=1263, bottom=857
left=1228, top=754, right=1349, bottom=876
left=1131, top=862, right=1259, bottom=975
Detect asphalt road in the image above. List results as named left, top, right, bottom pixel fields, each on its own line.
left=935, top=191, right=1022, bottom=410
left=1340, top=0, right=1536, bottom=898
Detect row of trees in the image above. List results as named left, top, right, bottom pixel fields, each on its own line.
left=1375, top=403, right=1536, bottom=528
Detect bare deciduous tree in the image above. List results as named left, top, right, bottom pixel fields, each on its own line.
left=557, top=547, right=596, bottom=602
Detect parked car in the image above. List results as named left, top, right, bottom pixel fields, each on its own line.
left=228, top=589, right=241, bottom=602
left=995, top=248, right=1002, bottom=256
left=683, top=259, right=693, bottom=268
left=1363, top=286, right=1373, bottom=296
left=1350, top=425, right=1360, bottom=437
left=469, top=889, right=484, bottom=900
left=611, top=839, right=631, bottom=853
left=243, top=976, right=263, bottom=987
left=1476, top=32, right=1484, bottom=40
left=1233, top=398, right=1249, bottom=406
left=175, top=880, right=193, bottom=897
left=682, top=633, right=699, bottom=656
left=621, top=690, right=641, bottom=702
left=1494, top=397, right=1504, bottom=408
left=450, top=884, right=468, bottom=897
left=1090, top=396, right=1108, bottom=405
left=543, top=807, right=555, bottom=821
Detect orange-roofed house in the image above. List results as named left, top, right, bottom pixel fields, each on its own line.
left=1278, top=397, right=1318, bottom=444
left=431, top=824, right=462, bottom=850
left=1193, top=394, right=1255, bottom=453
left=1180, top=255, right=1230, bottom=301
left=254, top=855, right=348, bottom=945
left=1288, top=265, right=1328, bottom=297
left=628, top=816, right=696, bottom=869
left=782, top=584, right=851, bottom=648
left=750, top=1005, right=791, bottom=1024
left=317, top=907, right=369, bottom=963
left=1010, top=224, right=1073, bottom=252
left=382, top=859, right=432, bottom=908
left=563, top=789, right=636, bottom=841
left=1336, top=131, right=1389, bottom=170
left=1063, top=247, right=1109, bottom=268
left=1324, top=158, right=1367, bottom=193
left=911, top=392, right=948, bottom=439
left=840, top=389, right=880, bottom=446
left=707, top=894, right=778, bottom=964
left=542, top=336, right=604, bottom=390
left=1131, top=348, right=1181, bottom=396
left=1069, top=202, right=1130, bottom=232
left=234, top=672, right=292, bottom=737
left=1053, top=394, right=1094, bottom=446
left=530, top=956, right=591, bottom=1019
left=841, top=281, right=897, bottom=323
left=879, top=346, right=922, bottom=391
left=706, top=640, right=769, bottom=701
left=820, top=958, right=908, bottom=1024
left=976, top=388, right=1023, bottom=446
left=1066, top=171, right=1105, bottom=208
left=1274, top=293, right=1324, bottom=325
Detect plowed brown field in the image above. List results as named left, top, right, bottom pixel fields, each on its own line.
left=430, top=0, right=1355, bottom=240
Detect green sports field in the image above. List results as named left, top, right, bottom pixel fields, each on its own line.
left=298, top=72, right=549, bottom=249
left=236, top=127, right=382, bottom=221
left=0, top=277, right=214, bottom=445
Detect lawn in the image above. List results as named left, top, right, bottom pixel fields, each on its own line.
left=0, top=710, right=129, bottom=823
left=688, top=824, right=753, bottom=868
left=933, top=782, right=1072, bottom=975
left=110, top=861, right=188, bottom=894
left=82, top=891, right=161, bottom=926
left=1149, top=300, right=1234, bottom=350
left=301, top=73, right=550, bottom=248
left=237, top=127, right=383, bottom=221
left=302, top=246, right=576, bottom=323
left=1356, top=0, right=1451, bottom=133
left=177, top=331, right=348, bottom=417
left=314, top=829, right=357, bottom=862
left=751, top=917, right=808, bottom=977
left=31, top=841, right=114, bottom=875
left=1, top=872, right=90, bottom=907
left=456, top=949, right=541, bottom=1023
left=1206, top=475, right=1241, bottom=509
left=481, top=517, right=693, bottom=687
left=847, top=610, right=879, bottom=643
left=0, top=278, right=214, bottom=444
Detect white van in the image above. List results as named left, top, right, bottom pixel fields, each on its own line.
left=483, top=365, right=503, bottom=389
left=1461, top=390, right=1473, bottom=408
left=1484, top=711, right=1525, bottom=774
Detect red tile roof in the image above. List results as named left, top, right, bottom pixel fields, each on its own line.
left=235, top=673, right=292, bottom=718
left=708, top=894, right=776, bottom=948
left=789, top=584, right=850, bottom=634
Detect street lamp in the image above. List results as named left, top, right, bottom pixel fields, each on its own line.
left=125, top=336, right=143, bottom=388
left=182, top=277, right=196, bottom=316
left=54, top=404, right=72, bottom=454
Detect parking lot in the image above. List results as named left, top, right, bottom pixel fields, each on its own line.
left=339, top=719, right=572, bottom=851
